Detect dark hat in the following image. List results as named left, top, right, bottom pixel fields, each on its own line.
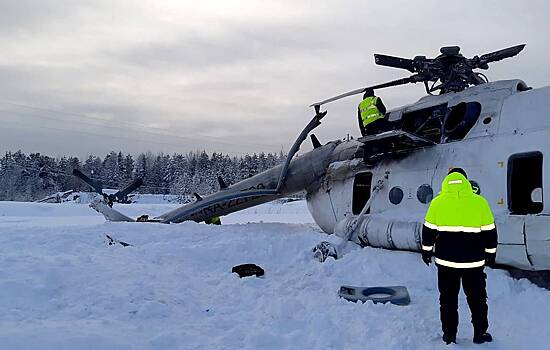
left=448, top=167, right=467, bottom=178
left=363, top=88, right=374, bottom=98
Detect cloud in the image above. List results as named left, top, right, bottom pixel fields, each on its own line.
left=0, top=0, right=549, bottom=157
left=0, top=0, right=85, bottom=34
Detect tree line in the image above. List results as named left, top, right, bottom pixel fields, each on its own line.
left=0, top=150, right=286, bottom=202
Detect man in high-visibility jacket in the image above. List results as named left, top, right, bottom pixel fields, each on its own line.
left=205, top=216, right=221, bottom=225
left=421, top=168, right=497, bottom=345
left=357, top=88, right=390, bottom=136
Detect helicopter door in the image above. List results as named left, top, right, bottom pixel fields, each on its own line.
left=352, top=172, right=372, bottom=215
left=507, top=151, right=543, bottom=214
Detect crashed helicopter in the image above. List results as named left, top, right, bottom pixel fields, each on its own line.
left=75, top=44, right=550, bottom=272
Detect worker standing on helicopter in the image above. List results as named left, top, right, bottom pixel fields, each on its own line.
left=357, top=88, right=391, bottom=136
left=421, top=168, right=497, bottom=345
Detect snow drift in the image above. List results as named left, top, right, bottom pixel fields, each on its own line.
left=0, top=200, right=548, bottom=349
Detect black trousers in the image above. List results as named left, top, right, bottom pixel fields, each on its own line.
left=437, top=266, right=488, bottom=336
left=361, top=118, right=393, bottom=137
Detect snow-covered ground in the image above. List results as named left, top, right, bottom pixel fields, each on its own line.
left=0, top=200, right=549, bottom=349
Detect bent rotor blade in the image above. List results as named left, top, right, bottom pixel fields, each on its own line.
left=479, top=44, right=526, bottom=64
left=374, top=54, right=416, bottom=73
left=310, top=86, right=368, bottom=107
left=310, top=76, right=415, bottom=107
left=72, top=169, right=104, bottom=195
left=113, top=178, right=143, bottom=201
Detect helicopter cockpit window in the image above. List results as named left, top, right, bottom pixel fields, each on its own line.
left=417, top=184, right=434, bottom=204
left=352, top=172, right=372, bottom=215
left=508, top=151, right=543, bottom=214
left=400, top=104, right=447, bottom=144
left=443, top=102, right=482, bottom=142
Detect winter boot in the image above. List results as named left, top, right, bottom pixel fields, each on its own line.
left=473, top=332, right=493, bottom=344
left=442, top=333, right=456, bottom=345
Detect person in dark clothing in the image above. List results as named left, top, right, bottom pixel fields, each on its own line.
left=357, top=88, right=391, bottom=136
left=422, top=168, right=497, bottom=345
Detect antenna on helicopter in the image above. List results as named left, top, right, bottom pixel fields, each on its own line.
left=311, top=44, right=526, bottom=107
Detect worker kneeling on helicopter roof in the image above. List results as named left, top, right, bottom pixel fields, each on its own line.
left=357, top=88, right=392, bottom=136
left=421, top=168, right=497, bottom=345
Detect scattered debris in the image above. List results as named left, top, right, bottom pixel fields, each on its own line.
left=232, top=264, right=265, bottom=278
left=137, top=215, right=149, bottom=222
left=338, top=285, right=411, bottom=306
left=104, top=233, right=132, bottom=247
left=36, top=190, right=77, bottom=203
left=312, top=241, right=338, bottom=262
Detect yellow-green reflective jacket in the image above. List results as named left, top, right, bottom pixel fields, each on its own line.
left=421, top=172, right=498, bottom=268
left=205, top=216, right=221, bottom=225
left=359, top=96, right=384, bottom=127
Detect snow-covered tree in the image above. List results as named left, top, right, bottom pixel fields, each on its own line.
left=0, top=149, right=286, bottom=201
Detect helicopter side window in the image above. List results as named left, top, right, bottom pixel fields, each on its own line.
left=389, top=187, right=404, bottom=205
left=508, top=152, right=543, bottom=214
left=352, top=172, right=372, bottom=215
left=443, top=102, right=482, bottom=142
left=417, top=184, right=434, bottom=204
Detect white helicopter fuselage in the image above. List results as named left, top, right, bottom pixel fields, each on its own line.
left=307, top=79, right=550, bottom=270
left=89, top=79, right=549, bottom=272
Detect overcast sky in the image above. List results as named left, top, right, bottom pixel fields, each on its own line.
left=1, top=0, right=549, bottom=158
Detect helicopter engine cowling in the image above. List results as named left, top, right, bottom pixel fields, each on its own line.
left=357, top=215, right=422, bottom=251
left=331, top=215, right=422, bottom=251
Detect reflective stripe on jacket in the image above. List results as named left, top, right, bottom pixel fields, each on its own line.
left=359, top=96, right=384, bottom=127
left=421, top=172, right=498, bottom=268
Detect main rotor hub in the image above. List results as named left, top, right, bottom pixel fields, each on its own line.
left=440, top=46, right=461, bottom=56
left=373, top=44, right=525, bottom=95
left=311, top=44, right=525, bottom=107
